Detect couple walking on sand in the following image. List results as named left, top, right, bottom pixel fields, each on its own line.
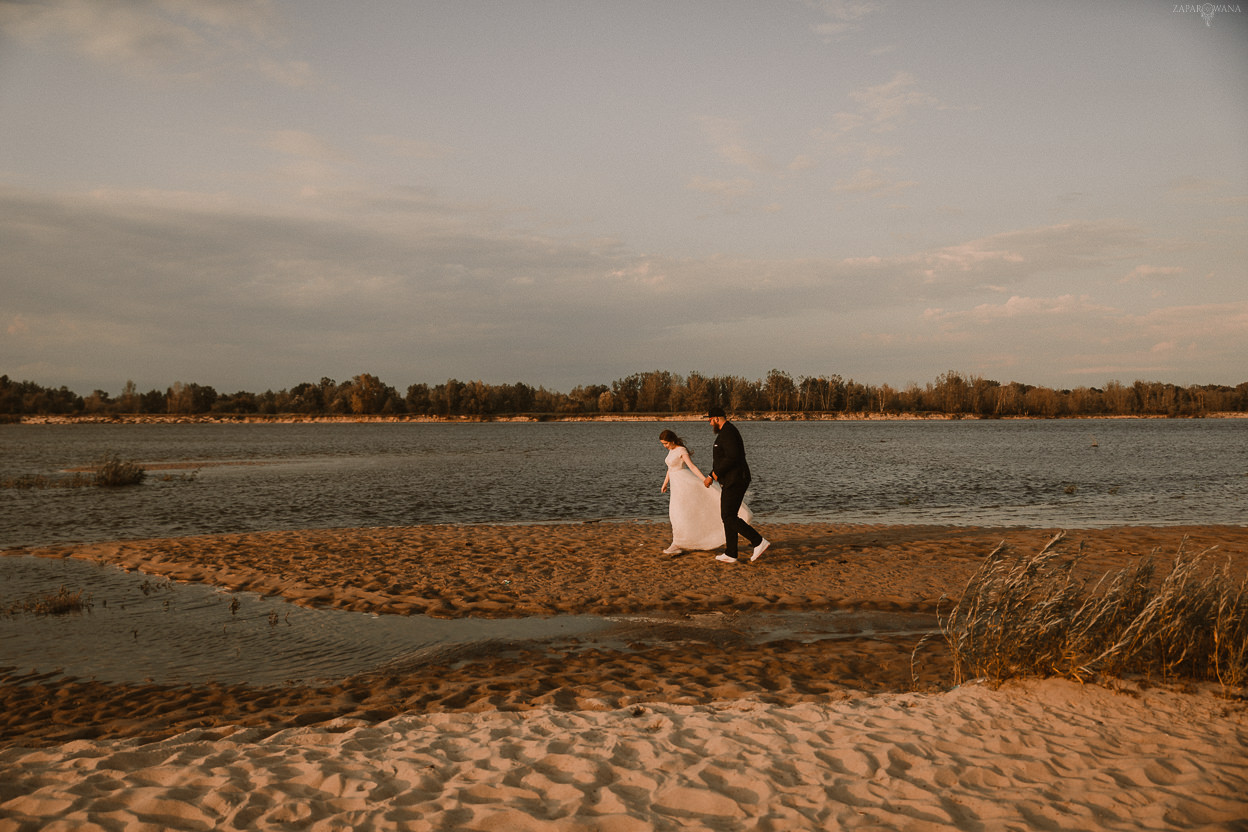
left=660, top=406, right=770, bottom=564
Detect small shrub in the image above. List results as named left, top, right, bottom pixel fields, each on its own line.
left=93, top=454, right=146, bottom=487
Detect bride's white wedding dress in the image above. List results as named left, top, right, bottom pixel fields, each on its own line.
left=664, top=446, right=753, bottom=551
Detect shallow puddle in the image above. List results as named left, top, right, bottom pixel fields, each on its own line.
left=0, top=556, right=937, bottom=687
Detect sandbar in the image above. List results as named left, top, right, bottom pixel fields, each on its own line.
left=2, top=523, right=1246, bottom=830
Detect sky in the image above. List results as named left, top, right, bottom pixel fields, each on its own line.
left=1, top=0, right=1245, bottom=397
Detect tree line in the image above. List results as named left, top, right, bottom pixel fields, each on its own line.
left=2, top=370, right=1246, bottom=420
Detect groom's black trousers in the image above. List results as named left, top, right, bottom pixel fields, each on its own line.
left=720, top=480, right=762, bottom=560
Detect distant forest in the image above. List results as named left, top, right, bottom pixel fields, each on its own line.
left=4, top=370, right=1246, bottom=420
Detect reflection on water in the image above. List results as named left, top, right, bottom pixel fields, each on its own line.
left=1, top=419, right=1246, bottom=549
left=0, top=557, right=935, bottom=687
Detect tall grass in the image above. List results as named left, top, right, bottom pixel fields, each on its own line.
left=933, top=532, right=1248, bottom=693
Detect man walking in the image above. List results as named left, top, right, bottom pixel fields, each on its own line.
left=704, top=406, right=769, bottom=564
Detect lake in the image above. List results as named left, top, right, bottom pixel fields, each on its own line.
left=1, top=418, right=1245, bottom=549
left=2, top=418, right=1244, bottom=686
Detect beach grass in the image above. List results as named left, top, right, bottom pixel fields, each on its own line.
left=933, top=532, right=1248, bottom=692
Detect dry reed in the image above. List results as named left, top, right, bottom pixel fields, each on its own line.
left=92, top=454, right=146, bottom=487
left=932, top=532, right=1248, bottom=694
left=5, top=586, right=94, bottom=616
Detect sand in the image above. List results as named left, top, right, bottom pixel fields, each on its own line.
left=2, top=523, right=1247, bottom=831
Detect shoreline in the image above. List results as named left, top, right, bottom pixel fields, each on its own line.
left=10, top=410, right=1248, bottom=425
left=3, top=522, right=1247, bottom=829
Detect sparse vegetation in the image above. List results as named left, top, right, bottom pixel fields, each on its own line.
left=5, top=586, right=94, bottom=616
left=929, top=533, right=1248, bottom=693
left=92, top=453, right=146, bottom=487
left=2, top=454, right=147, bottom=489
left=157, top=468, right=200, bottom=482
left=0, top=473, right=88, bottom=489
left=138, top=577, right=174, bottom=595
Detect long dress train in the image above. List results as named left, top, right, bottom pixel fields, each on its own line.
left=664, top=446, right=753, bottom=551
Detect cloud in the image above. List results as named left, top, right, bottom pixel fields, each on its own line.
left=1165, top=176, right=1221, bottom=193
left=685, top=176, right=756, bottom=204
left=848, top=71, right=942, bottom=132
left=256, top=56, right=313, bottom=88
left=0, top=185, right=647, bottom=365
left=1, top=183, right=807, bottom=388
left=924, top=294, right=1111, bottom=323
left=263, top=130, right=347, bottom=162
left=810, top=72, right=966, bottom=202
left=0, top=190, right=1145, bottom=326
left=1119, top=265, right=1185, bottom=284
left=367, top=135, right=458, bottom=161
left=689, top=68, right=945, bottom=218
left=690, top=74, right=931, bottom=213
left=907, top=293, right=1248, bottom=383
left=696, top=117, right=788, bottom=174
left=1, top=0, right=208, bottom=68
left=6, top=314, right=29, bottom=336
left=834, top=221, right=1144, bottom=298
left=0, top=0, right=308, bottom=84
left=800, top=0, right=884, bottom=40
left=1125, top=302, right=1248, bottom=342
left=2, top=185, right=1238, bottom=392
left=685, top=117, right=793, bottom=212
left=1070, top=300, right=1248, bottom=381
left=833, top=167, right=918, bottom=196
left=255, top=130, right=359, bottom=195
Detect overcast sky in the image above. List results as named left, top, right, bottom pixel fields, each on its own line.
left=1, top=0, right=1245, bottom=396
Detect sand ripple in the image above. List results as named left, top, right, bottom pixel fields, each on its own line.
left=3, top=523, right=1248, bottom=830
left=2, top=680, right=1244, bottom=831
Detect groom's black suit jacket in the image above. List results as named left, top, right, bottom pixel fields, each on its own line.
left=712, top=421, right=752, bottom=490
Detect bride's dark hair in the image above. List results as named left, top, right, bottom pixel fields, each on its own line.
left=659, top=429, right=691, bottom=454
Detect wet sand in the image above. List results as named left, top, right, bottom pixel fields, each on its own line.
left=15, top=522, right=1248, bottom=619
left=2, top=523, right=1247, bottom=830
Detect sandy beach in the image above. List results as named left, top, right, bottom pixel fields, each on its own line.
left=3, top=523, right=1247, bottom=830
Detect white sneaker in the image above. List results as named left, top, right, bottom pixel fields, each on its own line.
left=663, top=544, right=682, bottom=555
left=715, top=554, right=738, bottom=564
left=750, top=539, right=771, bottom=562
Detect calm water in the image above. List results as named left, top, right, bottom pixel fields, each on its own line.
left=1, top=419, right=1246, bottom=549
left=2, top=419, right=1243, bottom=687
left=0, top=556, right=934, bottom=686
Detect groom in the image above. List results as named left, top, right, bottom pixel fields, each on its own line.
left=704, top=406, right=770, bottom=564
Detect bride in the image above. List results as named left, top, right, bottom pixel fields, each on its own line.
left=659, top=429, right=753, bottom=554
